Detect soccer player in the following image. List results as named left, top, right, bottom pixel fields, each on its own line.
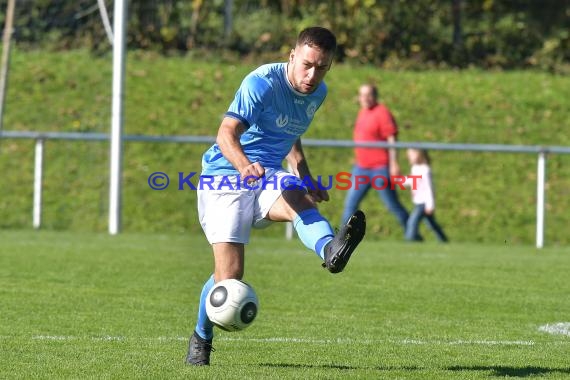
left=186, top=27, right=366, bottom=366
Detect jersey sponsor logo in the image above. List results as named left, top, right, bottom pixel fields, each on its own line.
left=306, top=102, right=317, bottom=118
left=276, top=114, right=289, bottom=128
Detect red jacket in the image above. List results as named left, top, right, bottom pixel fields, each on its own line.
left=353, top=103, right=398, bottom=168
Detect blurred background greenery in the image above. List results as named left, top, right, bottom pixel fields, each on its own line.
left=1, top=0, right=568, bottom=72
left=1, top=1, right=569, bottom=245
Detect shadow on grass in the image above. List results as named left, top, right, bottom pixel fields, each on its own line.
left=447, top=365, right=570, bottom=377
left=262, top=363, right=570, bottom=377
left=261, top=363, right=354, bottom=370
left=261, top=363, right=422, bottom=371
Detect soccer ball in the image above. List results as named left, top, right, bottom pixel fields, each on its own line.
left=205, top=279, right=259, bottom=331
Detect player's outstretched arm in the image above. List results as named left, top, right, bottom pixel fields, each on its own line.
left=286, top=138, right=311, bottom=179
left=217, top=117, right=265, bottom=179
left=286, top=139, right=329, bottom=202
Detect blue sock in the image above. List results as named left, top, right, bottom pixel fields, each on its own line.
left=293, top=208, right=334, bottom=259
left=194, top=274, right=215, bottom=340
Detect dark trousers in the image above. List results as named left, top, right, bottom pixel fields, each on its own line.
left=405, top=203, right=448, bottom=242
left=341, top=165, right=409, bottom=231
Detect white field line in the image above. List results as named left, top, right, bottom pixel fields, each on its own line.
left=6, top=335, right=549, bottom=346
left=392, top=338, right=536, bottom=346
left=538, top=322, right=570, bottom=337
left=1, top=323, right=567, bottom=345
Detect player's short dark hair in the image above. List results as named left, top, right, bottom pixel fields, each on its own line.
left=296, top=27, right=337, bottom=54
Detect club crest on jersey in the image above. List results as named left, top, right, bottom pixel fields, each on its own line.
left=306, top=102, right=317, bottom=118
left=275, top=114, right=289, bottom=128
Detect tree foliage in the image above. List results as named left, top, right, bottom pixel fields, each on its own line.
left=1, top=0, right=568, bottom=70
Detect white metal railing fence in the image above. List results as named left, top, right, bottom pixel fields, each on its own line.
left=2, top=130, right=570, bottom=248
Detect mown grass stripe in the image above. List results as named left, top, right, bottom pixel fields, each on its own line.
left=20, top=335, right=549, bottom=346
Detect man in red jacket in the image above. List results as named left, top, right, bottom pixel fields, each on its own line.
left=341, top=84, right=410, bottom=234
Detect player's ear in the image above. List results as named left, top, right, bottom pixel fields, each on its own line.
left=289, top=49, right=295, bottom=63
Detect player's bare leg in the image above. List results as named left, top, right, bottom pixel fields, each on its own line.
left=266, top=189, right=315, bottom=221
left=187, top=242, right=244, bottom=366
left=212, top=242, right=244, bottom=281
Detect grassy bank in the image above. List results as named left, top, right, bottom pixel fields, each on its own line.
left=1, top=49, right=569, bottom=244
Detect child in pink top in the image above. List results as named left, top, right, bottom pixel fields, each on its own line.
left=404, top=149, right=448, bottom=242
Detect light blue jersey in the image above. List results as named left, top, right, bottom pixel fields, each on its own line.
left=202, top=63, right=327, bottom=175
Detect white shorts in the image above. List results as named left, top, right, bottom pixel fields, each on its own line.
left=197, top=168, right=305, bottom=244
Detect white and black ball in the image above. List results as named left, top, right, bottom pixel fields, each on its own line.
left=205, top=279, right=259, bottom=331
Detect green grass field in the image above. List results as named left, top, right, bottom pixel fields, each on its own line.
left=1, top=230, right=569, bottom=379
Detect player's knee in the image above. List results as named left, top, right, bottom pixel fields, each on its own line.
left=282, top=189, right=314, bottom=211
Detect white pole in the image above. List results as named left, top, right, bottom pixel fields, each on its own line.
left=285, top=218, right=294, bottom=240
left=109, top=0, right=127, bottom=235
left=97, top=0, right=114, bottom=45
left=0, top=0, right=16, bottom=137
left=33, top=139, right=44, bottom=229
left=536, top=152, right=546, bottom=249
